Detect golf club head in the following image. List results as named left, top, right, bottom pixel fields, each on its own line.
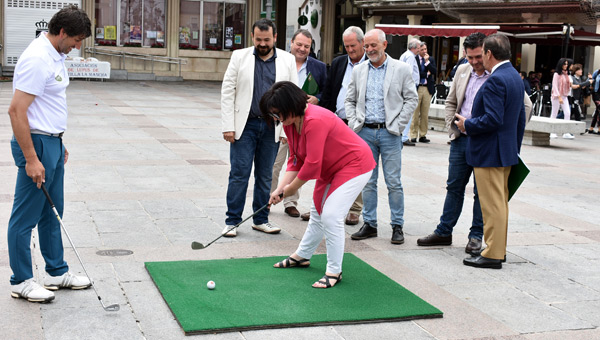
left=104, top=304, right=120, bottom=312
left=191, top=242, right=205, bottom=250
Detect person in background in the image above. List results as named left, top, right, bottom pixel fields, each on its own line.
left=550, top=58, right=575, bottom=139
left=271, top=29, right=327, bottom=219
left=398, top=38, right=421, bottom=147
left=569, top=64, right=593, bottom=122
left=346, top=29, right=418, bottom=244
left=267, top=81, right=375, bottom=288
left=7, top=5, right=92, bottom=303
left=587, top=67, right=600, bottom=134
left=449, top=49, right=468, bottom=80
left=410, top=41, right=437, bottom=144
left=528, top=71, right=540, bottom=91
left=220, top=19, right=297, bottom=237
left=520, top=72, right=532, bottom=95
left=318, top=26, right=367, bottom=225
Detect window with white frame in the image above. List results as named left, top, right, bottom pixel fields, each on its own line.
left=180, top=0, right=246, bottom=50
left=94, top=0, right=166, bottom=47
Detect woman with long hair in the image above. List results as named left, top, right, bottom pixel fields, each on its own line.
left=263, top=81, right=375, bottom=289
left=551, top=58, right=575, bottom=139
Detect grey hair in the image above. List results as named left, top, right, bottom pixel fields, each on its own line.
left=343, top=26, right=364, bottom=42
left=408, top=38, right=421, bottom=50
left=366, top=29, right=386, bottom=43
left=419, top=41, right=427, bottom=47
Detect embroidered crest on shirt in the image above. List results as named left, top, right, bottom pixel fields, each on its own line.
left=55, top=74, right=62, bottom=82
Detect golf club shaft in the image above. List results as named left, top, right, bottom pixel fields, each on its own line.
left=41, top=184, right=119, bottom=311
left=192, top=193, right=283, bottom=249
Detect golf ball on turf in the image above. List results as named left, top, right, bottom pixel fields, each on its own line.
left=207, top=280, right=215, bottom=290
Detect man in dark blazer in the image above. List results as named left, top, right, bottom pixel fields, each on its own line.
left=410, top=42, right=437, bottom=143
left=317, top=26, right=367, bottom=225
left=271, top=29, right=327, bottom=218
left=455, top=34, right=526, bottom=269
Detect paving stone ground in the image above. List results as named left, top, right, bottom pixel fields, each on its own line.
left=1, top=80, right=599, bottom=340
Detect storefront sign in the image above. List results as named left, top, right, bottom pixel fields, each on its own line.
left=65, top=60, right=111, bottom=79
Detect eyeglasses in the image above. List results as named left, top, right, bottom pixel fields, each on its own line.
left=267, top=111, right=282, bottom=121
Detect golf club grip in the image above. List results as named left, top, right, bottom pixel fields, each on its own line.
left=40, top=184, right=55, bottom=207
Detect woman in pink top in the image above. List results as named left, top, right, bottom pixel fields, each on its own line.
left=551, top=58, right=576, bottom=139
left=263, top=81, right=375, bottom=288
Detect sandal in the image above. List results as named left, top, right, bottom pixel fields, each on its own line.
left=312, top=272, right=342, bottom=289
left=273, top=256, right=310, bottom=268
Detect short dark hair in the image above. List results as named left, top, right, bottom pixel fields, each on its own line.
left=260, top=81, right=307, bottom=124
left=292, top=29, right=312, bottom=42
left=252, top=18, right=277, bottom=36
left=463, top=32, right=486, bottom=50
left=48, top=5, right=91, bottom=38
left=483, top=34, right=511, bottom=61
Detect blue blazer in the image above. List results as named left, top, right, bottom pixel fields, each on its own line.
left=465, top=62, right=526, bottom=168
left=305, top=56, right=328, bottom=101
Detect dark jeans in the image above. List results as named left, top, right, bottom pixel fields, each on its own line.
left=434, top=136, right=483, bottom=240
left=225, top=118, right=279, bottom=226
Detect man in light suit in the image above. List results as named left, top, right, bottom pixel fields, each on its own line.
left=221, top=18, right=297, bottom=237
left=410, top=41, right=437, bottom=143
left=346, top=29, right=418, bottom=244
left=455, top=34, right=526, bottom=269
left=399, top=38, right=421, bottom=146
left=271, top=29, right=327, bottom=218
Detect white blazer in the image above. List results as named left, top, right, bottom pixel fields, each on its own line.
left=221, top=47, right=298, bottom=141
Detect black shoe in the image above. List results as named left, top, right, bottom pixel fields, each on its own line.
left=465, top=238, right=482, bottom=254
left=391, top=224, right=404, bottom=244
left=410, top=138, right=417, bottom=143
left=418, top=136, right=430, bottom=143
left=403, top=140, right=416, bottom=146
left=417, top=233, right=452, bottom=246
left=463, top=255, right=502, bottom=269
left=351, top=223, right=377, bottom=240
left=469, top=249, right=507, bottom=263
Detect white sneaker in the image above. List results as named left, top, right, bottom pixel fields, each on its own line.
left=11, top=279, right=55, bottom=303
left=252, top=222, right=281, bottom=234
left=550, top=133, right=558, bottom=139
left=562, top=133, right=574, bottom=139
left=43, top=272, right=91, bottom=290
left=222, top=225, right=237, bottom=237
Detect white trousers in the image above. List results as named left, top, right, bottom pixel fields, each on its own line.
left=295, top=170, right=372, bottom=274
left=551, top=96, right=571, bottom=120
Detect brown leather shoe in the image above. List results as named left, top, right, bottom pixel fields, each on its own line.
left=345, top=213, right=360, bottom=225
left=284, top=206, right=300, bottom=218
left=417, top=233, right=452, bottom=246
left=301, top=212, right=310, bottom=221
left=465, top=238, right=482, bottom=254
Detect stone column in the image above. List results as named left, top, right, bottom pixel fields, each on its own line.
left=406, top=15, right=422, bottom=47
left=321, top=0, right=335, bottom=64
left=246, top=0, right=261, bottom=46
left=520, top=13, right=540, bottom=73
left=81, top=0, right=95, bottom=58
left=365, top=16, right=381, bottom=32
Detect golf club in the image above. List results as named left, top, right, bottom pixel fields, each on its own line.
left=191, top=193, right=283, bottom=250
left=41, top=184, right=120, bottom=312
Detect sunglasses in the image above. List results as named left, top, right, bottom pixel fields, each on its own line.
left=267, top=111, right=283, bottom=121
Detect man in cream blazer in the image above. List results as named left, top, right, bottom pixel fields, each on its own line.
left=345, top=29, right=418, bottom=245
left=220, top=19, right=297, bottom=237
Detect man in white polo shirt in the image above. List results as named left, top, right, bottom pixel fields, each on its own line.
left=7, top=5, right=92, bottom=303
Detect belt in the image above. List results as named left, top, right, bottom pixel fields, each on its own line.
left=364, top=122, right=386, bottom=129
left=419, top=84, right=428, bottom=87
left=30, top=129, right=64, bottom=138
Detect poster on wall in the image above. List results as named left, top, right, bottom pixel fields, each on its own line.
left=180, top=27, right=191, bottom=44
left=105, top=26, right=117, bottom=40
left=157, top=31, right=164, bottom=43
left=95, top=27, right=104, bottom=39
left=225, top=27, right=233, bottom=48
left=130, top=25, right=142, bottom=43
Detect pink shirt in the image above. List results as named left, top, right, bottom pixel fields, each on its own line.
left=285, top=104, right=376, bottom=214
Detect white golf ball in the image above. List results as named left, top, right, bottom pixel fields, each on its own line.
left=207, top=280, right=215, bottom=290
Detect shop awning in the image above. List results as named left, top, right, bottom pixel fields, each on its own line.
left=375, top=24, right=500, bottom=38
left=376, top=24, right=600, bottom=46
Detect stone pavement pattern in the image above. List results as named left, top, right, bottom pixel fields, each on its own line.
left=0, top=80, right=599, bottom=340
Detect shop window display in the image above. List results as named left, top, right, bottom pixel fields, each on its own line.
left=180, top=1, right=245, bottom=51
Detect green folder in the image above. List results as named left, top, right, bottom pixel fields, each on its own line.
left=301, top=72, right=319, bottom=96
left=508, top=155, right=529, bottom=201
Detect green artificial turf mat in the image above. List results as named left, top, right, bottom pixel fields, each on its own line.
left=145, top=253, right=442, bottom=335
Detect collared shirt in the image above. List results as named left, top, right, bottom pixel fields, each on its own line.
left=13, top=32, right=69, bottom=134
left=336, top=53, right=366, bottom=119
left=250, top=48, right=277, bottom=118
left=400, top=49, right=419, bottom=87
left=297, top=59, right=308, bottom=87
left=460, top=69, right=490, bottom=120
left=364, top=56, right=388, bottom=124
left=491, top=60, right=510, bottom=74
left=419, top=56, right=429, bottom=85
